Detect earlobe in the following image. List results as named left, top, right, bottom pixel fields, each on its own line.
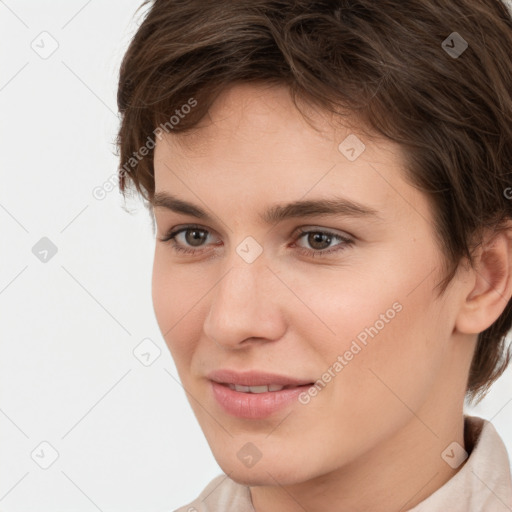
left=455, top=224, right=512, bottom=335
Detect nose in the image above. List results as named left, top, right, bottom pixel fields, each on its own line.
left=202, top=259, right=287, bottom=350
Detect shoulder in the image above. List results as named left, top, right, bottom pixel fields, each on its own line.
left=172, top=473, right=254, bottom=512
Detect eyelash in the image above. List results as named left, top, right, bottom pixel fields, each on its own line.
left=158, top=224, right=354, bottom=258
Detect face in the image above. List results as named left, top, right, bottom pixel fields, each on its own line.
left=151, top=83, right=466, bottom=486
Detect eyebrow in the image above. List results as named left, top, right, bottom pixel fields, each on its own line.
left=150, top=192, right=382, bottom=224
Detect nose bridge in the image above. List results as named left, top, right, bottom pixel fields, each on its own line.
left=213, top=255, right=268, bottom=321
left=203, top=249, right=284, bottom=347
left=216, top=232, right=270, bottom=307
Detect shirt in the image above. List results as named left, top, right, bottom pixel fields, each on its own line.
left=173, top=415, right=512, bottom=512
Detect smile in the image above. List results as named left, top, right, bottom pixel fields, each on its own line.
left=211, top=381, right=314, bottom=419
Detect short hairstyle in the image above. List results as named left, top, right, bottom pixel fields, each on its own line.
left=115, top=0, right=512, bottom=404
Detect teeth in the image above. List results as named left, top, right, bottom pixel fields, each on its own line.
left=268, top=384, right=286, bottom=391
left=228, top=384, right=286, bottom=393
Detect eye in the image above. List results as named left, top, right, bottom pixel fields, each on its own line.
left=291, top=227, right=354, bottom=257
left=158, top=224, right=218, bottom=255
left=158, top=224, right=354, bottom=258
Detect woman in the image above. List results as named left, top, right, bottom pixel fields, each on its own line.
left=115, top=0, right=512, bottom=510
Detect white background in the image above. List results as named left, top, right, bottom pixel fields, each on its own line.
left=0, top=1, right=511, bottom=511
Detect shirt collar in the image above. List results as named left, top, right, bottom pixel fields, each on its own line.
left=409, top=415, right=512, bottom=511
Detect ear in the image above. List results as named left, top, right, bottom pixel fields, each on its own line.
left=455, top=221, right=512, bottom=335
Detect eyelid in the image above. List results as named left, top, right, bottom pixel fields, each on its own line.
left=159, top=224, right=353, bottom=243
left=160, top=224, right=220, bottom=245
left=159, top=223, right=355, bottom=259
left=291, top=225, right=353, bottom=239
left=158, top=222, right=214, bottom=236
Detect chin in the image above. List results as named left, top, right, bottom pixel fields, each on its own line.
left=227, top=467, right=294, bottom=487
left=216, top=456, right=311, bottom=487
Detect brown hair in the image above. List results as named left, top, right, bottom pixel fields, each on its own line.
left=115, top=0, right=512, bottom=404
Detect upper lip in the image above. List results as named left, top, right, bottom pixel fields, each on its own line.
left=207, top=369, right=314, bottom=387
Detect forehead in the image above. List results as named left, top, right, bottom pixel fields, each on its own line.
left=156, top=83, right=372, bottom=159
left=152, top=83, right=431, bottom=231
left=154, top=83, right=399, bottom=176
left=174, top=84, right=313, bottom=147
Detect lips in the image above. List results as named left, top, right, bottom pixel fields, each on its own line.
left=207, top=369, right=315, bottom=418
left=228, top=383, right=292, bottom=393
left=207, top=369, right=314, bottom=388
left=210, top=380, right=314, bottom=419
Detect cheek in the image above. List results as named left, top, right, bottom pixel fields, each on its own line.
left=326, top=278, right=446, bottom=418
left=282, top=272, right=448, bottom=463
left=151, top=251, right=202, bottom=362
left=274, top=259, right=408, bottom=356
left=286, top=252, right=446, bottom=396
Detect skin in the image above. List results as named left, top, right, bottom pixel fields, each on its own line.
left=150, top=83, right=512, bottom=512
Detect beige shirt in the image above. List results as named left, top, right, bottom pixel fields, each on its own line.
left=173, top=415, right=512, bottom=512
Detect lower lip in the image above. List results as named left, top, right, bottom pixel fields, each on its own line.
left=210, top=381, right=313, bottom=419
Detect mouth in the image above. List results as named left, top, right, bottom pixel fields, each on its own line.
left=207, top=368, right=315, bottom=388
left=210, top=381, right=315, bottom=419
left=206, top=369, right=316, bottom=418
left=221, top=382, right=314, bottom=393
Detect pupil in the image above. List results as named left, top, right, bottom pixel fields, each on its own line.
left=186, top=229, right=207, bottom=247
left=309, top=232, right=331, bottom=250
